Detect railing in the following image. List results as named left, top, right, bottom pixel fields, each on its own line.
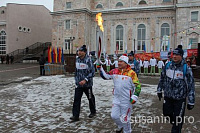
left=8, top=42, right=51, bottom=63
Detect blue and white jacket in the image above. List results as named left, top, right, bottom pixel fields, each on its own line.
left=75, top=55, right=95, bottom=88
left=157, top=60, right=195, bottom=105
left=129, top=58, right=140, bottom=75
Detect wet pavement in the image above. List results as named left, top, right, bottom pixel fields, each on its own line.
left=0, top=63, right=40, bottom=86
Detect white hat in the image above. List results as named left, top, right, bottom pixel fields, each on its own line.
left=119, top=55, right=129, bottom=64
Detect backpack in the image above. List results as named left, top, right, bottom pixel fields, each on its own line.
left=165, top=61, right=187, bottom=78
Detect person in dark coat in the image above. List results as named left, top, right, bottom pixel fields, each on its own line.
left=10, top=55, right=14, bottom=64
left=157, top=45, right=195, bottom=133
left=128, top=51, right=140, bottom=76
left=39, top=54, right=46, bottom=75
left=6, top=54, right=9, bottom=64
left=70, top=45, right=96, bottom=122
left=1, top=56, right=4, bottom=64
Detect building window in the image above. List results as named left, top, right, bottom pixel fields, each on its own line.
left=137, top=24, right=146, bottom=51
left=116, top=25, right=124, bottom=51
left=96, top=4, right=103, bottom=8
left=189, top=38, right=198, bottom=49
left=116, top=2, right=123, bottom=7
left=27, top=28, right=31, bottom=33
left=163, top=0, right=171, bottom=2
left=18, top=26, right=22, bottom=31
left=23, top=27, right=27, bottom=32
left=1, top=10, right=5, bottom=14
left=0, top=30, right=6, bottom=55
left=64, top=39, right=70, bottom=50
left=161, top=23, right=170, bottom=51
left=66, top=2, right=71, bottom=9
left=191, top=11, right=198, bottom=22
left=65, top=20, right=70, bottom=30
left=139, top=0, right=147, bottom=5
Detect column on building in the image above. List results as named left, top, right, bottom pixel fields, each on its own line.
left=147, top=18, right=151, bottom=53
left=91, top=22, right=96, bottom=52
left=132, top=20, right=136, bottom=53
left=155, top=18, right=160, bottom=52
left=103, top=20, right=107, bottom=55
left=124, top=20, right=128, bottom=53
left=111, top=21, right=115, bottom=55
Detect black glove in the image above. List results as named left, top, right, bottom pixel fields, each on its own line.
left=157, top=92, right=162, bottom=101
left=187, top=104, right=194, bottom=110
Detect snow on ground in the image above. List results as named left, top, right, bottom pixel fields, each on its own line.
left=0, top=75, right=116, bottom=132
left=0, top=75, right=198, bottom=132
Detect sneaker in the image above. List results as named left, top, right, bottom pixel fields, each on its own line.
left=115, top=127, right=123, bottom=133
left=70, top=116, right=79, bottom=122
left=88, top=113, right=96, bottom=118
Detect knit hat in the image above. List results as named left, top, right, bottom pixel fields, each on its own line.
left=79, top=45, right=87, bottom=52
left=173, top=45, right=183, bottom=57
left=128, top=51, right=134, bottom=56
left=119, top=54, right=129, bottom=64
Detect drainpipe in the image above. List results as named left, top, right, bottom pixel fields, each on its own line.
left=174, top=0, right=177, bottom=49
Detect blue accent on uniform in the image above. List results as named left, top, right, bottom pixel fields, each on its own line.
left=165, top=61, right=187, bottom=78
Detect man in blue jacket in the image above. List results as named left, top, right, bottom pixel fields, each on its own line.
left=128, top=51, right=140, bottom=76
left=157, top=45, right=195, bottom=133
left=70, top=45, right=96, bottom=122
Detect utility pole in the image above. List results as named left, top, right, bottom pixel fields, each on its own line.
left=134, top=39, right=136, bottom=53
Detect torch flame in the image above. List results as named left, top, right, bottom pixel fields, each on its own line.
left=96, top=13, right=104, bottom=32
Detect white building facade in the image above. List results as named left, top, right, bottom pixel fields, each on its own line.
left=51, top=0, right=200, bottom=55
left=0, top=3, right=52, bottom=55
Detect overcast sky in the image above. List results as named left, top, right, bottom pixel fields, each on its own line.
left=0, top=0, right=53, bottom=11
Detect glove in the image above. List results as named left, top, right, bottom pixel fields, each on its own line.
left=157, top=92, right=162, bottom=101
left=187, top=104, right=194, bottom=110
left=130, top=95, right=138, bottom=104
left=96, top=64, right=101, bottom=70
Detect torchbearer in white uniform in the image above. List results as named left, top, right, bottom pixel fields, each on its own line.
left=97, top=54, right=141, bottom=133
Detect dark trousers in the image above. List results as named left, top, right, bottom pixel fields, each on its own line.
left=72, top=86, right=96, bottom=118
left=6, top=60, right=9, bottom=64
left=163, top=97, right=186, bottom=133
left=40, top=65, right=45, bottom=75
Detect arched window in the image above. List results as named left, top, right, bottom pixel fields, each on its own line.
left=163, top=0, right=171, bottom=2
left=116, top=25, right=124, bottom=51
left=139, top=0, right=147, bottom=5
left=0, top=30, right=6, bottom=55
left=96, top=4, right=103, bottom=9
left=161, top=23, right=170, bottom=51
left=116, top=2, right=123, bottom=7
left=137, top=24, right=146, bottom=51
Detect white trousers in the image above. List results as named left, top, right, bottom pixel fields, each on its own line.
left=111, top=103, right=132, bottom=133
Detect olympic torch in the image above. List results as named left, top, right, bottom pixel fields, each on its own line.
left=96, top=13, right=104, bottom=65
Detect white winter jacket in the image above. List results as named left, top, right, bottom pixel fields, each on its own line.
left=100, top=66, right=141, bottom=104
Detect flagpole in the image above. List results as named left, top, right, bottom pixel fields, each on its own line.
left=134, top=39, right=136, bottom=54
